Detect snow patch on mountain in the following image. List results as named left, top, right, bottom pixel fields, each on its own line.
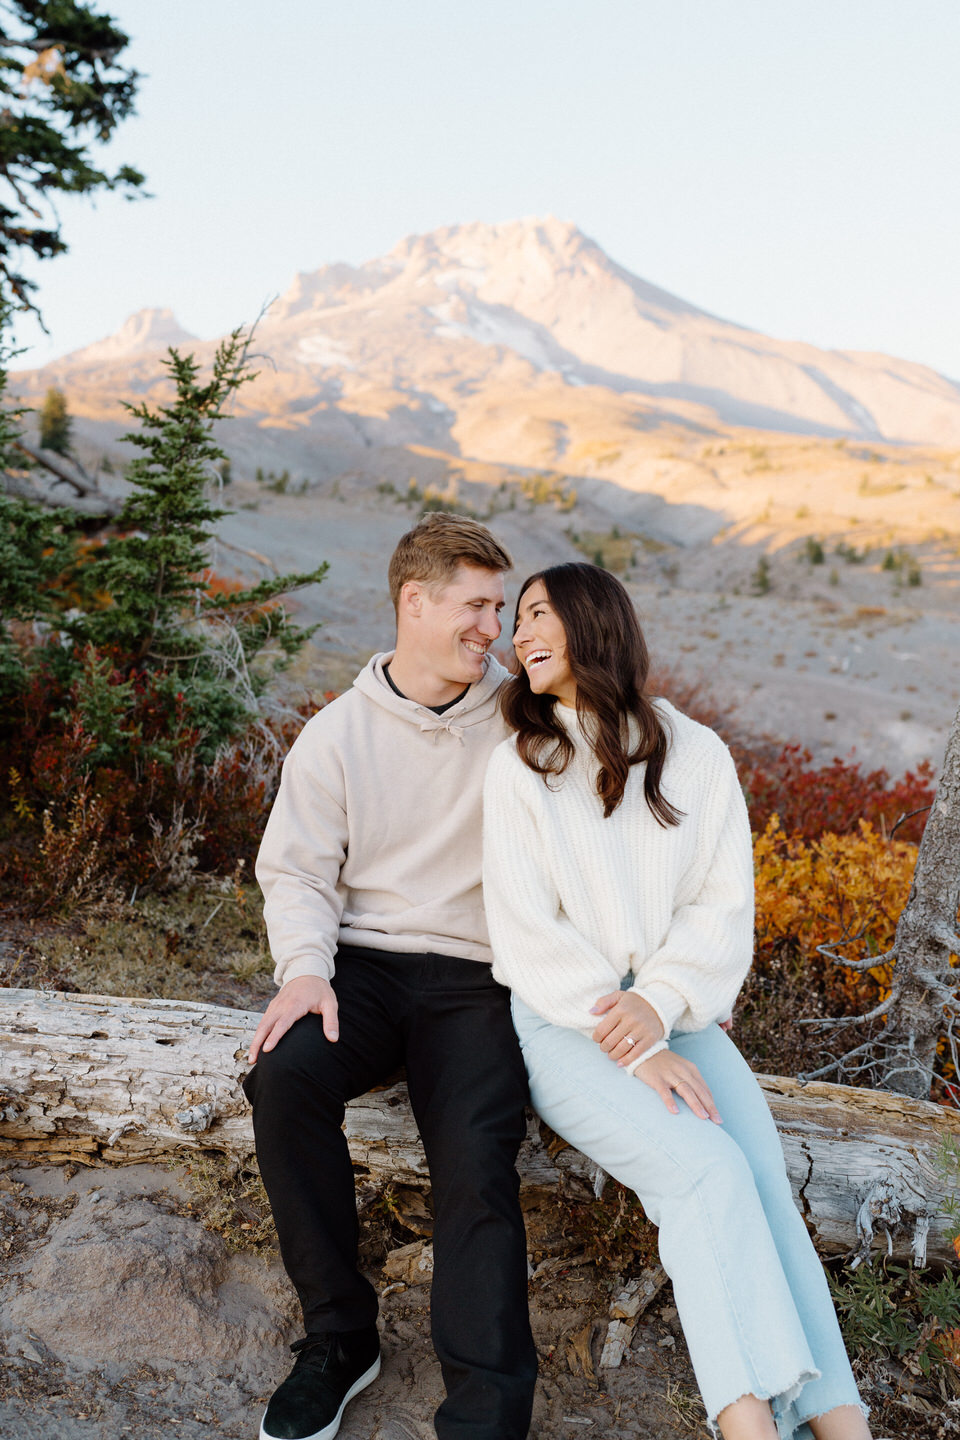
left=429, top=298, right=559, bottom=371
left=297, top=333, right=355, bottom=369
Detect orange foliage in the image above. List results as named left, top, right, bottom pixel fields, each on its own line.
left=936, top=1326, right=960, bottom=1369
left=754, top=818, right=916, bottom=959
left=752, top=817, right=917, bottom=1009
left=202, top=570, right=244, bottom=598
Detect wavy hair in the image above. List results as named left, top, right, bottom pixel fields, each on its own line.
left=499, top=563, right=682, bottom=824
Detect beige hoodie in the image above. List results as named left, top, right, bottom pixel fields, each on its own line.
left=256, top=651, right=511, bottom=986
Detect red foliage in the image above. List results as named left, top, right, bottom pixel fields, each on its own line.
left=733, top=742, right=935, bottom=844
left=0, top=646, right=333, bottom=904
left=651, top=662, right=936, bottom=844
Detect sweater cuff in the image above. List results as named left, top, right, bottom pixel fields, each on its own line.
left=276, top=955, right=336, bottom=988
left=624, top=1037, right=670, bottom=1075
left=628, top=980, right=686, bottom=1037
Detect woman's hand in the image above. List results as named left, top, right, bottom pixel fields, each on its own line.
left=590, top=989, right=664, bottom=1066
left=635, top=1050, right=722, bottom=1123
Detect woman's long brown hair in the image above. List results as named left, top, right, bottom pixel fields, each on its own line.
left=500, top=563, right=682, bottom=824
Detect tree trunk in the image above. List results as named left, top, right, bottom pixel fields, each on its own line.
left=880, top=700, right=960, bottom=1099
left=2, top=989, right=957, bottom=1265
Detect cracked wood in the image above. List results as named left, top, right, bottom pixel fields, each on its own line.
left=1, top=989, right=958, bottom=1263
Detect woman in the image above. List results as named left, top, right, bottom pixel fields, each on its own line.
left=482, top=563, right=869, bottom=1440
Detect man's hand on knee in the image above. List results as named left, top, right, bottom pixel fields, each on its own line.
left=248, top=976, right=339, bottom=1063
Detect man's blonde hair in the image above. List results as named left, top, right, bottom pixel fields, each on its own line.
left=388, top=512, right=512, bottom=610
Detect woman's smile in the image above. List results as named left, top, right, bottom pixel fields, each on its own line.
left=513, top=580, right=576, bottom=704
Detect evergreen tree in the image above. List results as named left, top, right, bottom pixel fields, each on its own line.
left=39, top=385, right=71, bottom=452
left=0, top=2, right=144, bottom=310
left=0, top=319, right=75, bottom=694
left=72, top=328, right=328, bottom=758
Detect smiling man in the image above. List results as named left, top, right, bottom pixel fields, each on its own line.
left=244, top=513, right=536, bottom=1440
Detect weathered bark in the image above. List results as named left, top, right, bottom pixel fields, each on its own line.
left=2, top=989, right=957, bottom=1264
left=880, top=700, right=960, bottom=1098
left=815, top=702, right=960, bottom=1101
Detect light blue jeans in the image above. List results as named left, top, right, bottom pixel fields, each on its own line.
left=512, top=995, right=865, bottom=1439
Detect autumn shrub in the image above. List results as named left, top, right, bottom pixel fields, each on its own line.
left=0, top=645, right=321, bottom=906
left=652, top=663, right=935, bottom=844
left=734, top=741, right=935, bottom=844
left=734, top=819, right=918, bottom=1078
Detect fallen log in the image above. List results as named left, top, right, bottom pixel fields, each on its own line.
left=1, top=989, right=957, bottom=1265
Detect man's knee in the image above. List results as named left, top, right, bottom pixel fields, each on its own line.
left=243, top=1014, right=346, bottom=1115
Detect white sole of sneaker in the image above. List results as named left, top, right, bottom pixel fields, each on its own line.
left=259, top=1355, right=381, bottom=1440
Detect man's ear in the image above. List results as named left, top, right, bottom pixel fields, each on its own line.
left=399, top=580, right=424, bottom=619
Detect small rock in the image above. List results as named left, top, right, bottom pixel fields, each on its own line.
left=383, top=1240, right=434, bottom=1286
left=5, top=1191, right=297, bottom=1379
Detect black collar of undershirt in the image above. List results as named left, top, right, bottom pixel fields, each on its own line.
left=383, top=663, right=470, bottom=715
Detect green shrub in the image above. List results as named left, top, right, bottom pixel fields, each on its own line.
left=751, top=555, right=772, bottom=594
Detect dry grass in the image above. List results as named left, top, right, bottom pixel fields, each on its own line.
left=567, top=527, right=639, bottom=574
left=1, top=880, right=273, bottom=1008
left=168, top=1152, right=277, bottom=1254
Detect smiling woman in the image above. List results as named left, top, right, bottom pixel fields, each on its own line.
left=513, top=580, right=576, bottom=706
left=502, top=563, right=680, bottom=824
left=485, top=562, right=871, bottom=1440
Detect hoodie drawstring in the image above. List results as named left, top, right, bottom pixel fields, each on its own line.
left=419, top=719, right=466, bottom=744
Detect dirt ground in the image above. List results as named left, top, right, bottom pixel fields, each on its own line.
left=2, top=1153, right=957, bottom=1440
left=0, top=1157, right=707, bottom=1440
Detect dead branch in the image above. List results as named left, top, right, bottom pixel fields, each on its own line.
left=11, top=441, right=120, bottom=516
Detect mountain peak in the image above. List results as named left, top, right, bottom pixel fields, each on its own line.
left=68, top=308, right=197, bottom=366
left=385, top=215, right=595, bottom=275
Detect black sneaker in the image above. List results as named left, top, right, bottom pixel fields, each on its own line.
left=259, top=1326, right=381, bottom=1440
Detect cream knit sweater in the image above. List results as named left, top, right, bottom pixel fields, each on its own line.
left=257, top=651, right=510, bottom=987
left=482, top=700, right=754, bottom=1069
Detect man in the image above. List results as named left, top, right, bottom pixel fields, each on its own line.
left=244, top=513, right=537, bottom=1440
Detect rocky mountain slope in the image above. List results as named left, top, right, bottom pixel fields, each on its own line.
left=14, top=217, right=960, bottom=460
left=10, top=220, right=960, bottom=777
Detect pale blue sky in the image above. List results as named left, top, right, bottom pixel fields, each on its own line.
left=12, top=0, right=960, bottom=379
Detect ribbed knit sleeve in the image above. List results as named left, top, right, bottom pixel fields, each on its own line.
left=627, top=746, right=754, bottom=1035
left=256, top=722, right=348, bottom=987
left=483, top=743, right=624, bottom=1037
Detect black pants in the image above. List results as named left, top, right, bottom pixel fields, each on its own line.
left=243, top=946, right=537, bottom=1440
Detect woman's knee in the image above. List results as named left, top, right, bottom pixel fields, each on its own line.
left=635, top=1125, right=760, bottom=1229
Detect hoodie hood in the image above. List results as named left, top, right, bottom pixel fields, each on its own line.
left=353, top=650, right=512, bottom=742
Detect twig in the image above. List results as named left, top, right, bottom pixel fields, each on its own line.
left=799, top=992, right=896, bottom=1029
left=200, top=899, right=225, bottom=932
left=890, top=805, right=933, bottom=841
left=211, top=536, right=278, bottom=573
left=816, top=931, right=895, bottom=973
